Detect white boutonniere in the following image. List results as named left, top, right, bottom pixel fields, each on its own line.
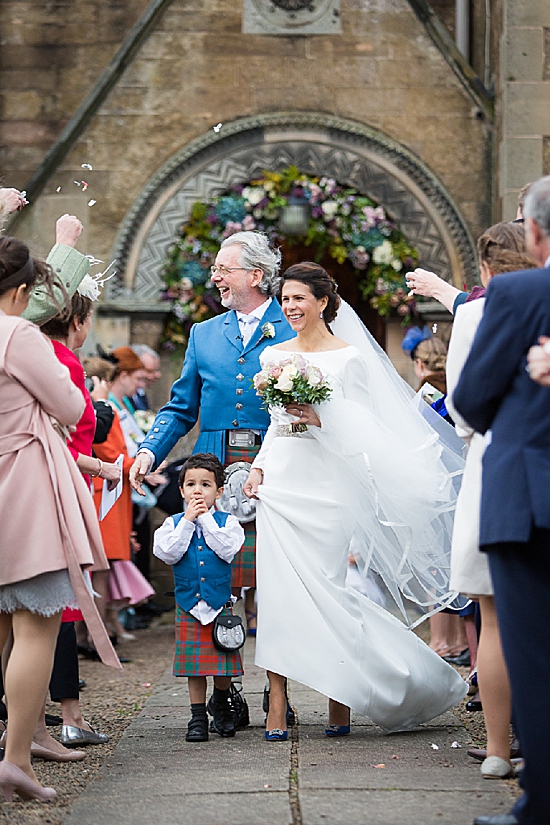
left=261, top=322, right=275, bottom=340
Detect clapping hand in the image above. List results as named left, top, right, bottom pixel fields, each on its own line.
left=184, top=493, right=209, bottom=522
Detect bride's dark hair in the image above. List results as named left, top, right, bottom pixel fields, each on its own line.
left=280, top=262, right=341, bottom=327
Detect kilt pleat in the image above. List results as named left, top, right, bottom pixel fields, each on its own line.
left=173, top=606, right=244, bottom=677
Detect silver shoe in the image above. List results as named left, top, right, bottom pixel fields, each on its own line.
left=60, top=723, right=109, bottom=747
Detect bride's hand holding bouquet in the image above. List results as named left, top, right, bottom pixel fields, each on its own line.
left=253, top=353, right=332, bottom=431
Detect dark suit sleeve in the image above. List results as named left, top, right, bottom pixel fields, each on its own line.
left=453, top=280, right=526, bottom=434
left=138, top=325, right=202, bottom=465
left=92, top=400, right=114, bottom=444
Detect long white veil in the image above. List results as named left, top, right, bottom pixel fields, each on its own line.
left=312, top=300, right=466, bottom=628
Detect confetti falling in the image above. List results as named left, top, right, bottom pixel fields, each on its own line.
left=432, top=323, right=438, bottom=333
left=81, top=163, right=93, bottom=170
left=73, top=180, right=82, bottom=187
left=81, top=181, right=89, bottom=191
left=451, top=741, right=461, bottom=749
left=431, top=744, right=439, bottom=750
left=87, top=199, right=97, bottom=207
left=213, top=122, right=223, bottom=133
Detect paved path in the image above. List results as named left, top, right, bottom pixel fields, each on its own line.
left=62, top=640, right=515, bottom=825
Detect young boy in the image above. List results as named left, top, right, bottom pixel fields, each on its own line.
left=153, top=453, right=245, bottom=742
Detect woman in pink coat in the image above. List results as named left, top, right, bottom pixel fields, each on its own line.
left=0, top=236, right=119, bottom=803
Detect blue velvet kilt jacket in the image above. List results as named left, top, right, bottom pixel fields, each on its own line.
left=140, top=300, right=293, bottom=465
left=453, top=266, right=550, bottom=546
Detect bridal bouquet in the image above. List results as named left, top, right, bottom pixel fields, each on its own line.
left=253, top=354, right=332, bottom=429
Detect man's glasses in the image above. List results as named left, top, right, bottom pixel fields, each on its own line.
left=210, top=265, right=248, bottom=276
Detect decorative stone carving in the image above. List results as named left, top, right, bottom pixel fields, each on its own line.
left=242, top=0, right=341, bottom=35
left=107, top=113, right=477, bottom=310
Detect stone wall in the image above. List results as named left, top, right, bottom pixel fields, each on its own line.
left=4, top=0, right=491, bottom=273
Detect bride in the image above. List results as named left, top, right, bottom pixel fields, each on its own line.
left=244, top=262, right=467, bottom=740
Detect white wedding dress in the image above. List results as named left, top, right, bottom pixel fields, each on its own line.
left=252, top=344, right=467, bottom=733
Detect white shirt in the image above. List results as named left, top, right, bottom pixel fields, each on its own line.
left=236, top=297, right=272, bottom=347
left=153, top=507, right=244, bottom=625
left=545, top=253, right=550, bottom=268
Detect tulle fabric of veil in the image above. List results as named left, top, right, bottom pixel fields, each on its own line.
left=314, top=300, right=467, bottom=628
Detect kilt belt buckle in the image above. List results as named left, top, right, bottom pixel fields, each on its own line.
left=228, top=429, right=256, bottom=447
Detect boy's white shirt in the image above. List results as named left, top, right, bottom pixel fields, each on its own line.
left=153, top=506, right=244, bottom=625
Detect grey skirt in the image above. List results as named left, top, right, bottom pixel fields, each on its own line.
left=0, top=570, right=77, bottom=617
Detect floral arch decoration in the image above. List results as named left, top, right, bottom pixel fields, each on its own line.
left=160, top=165, right=419, bottom=348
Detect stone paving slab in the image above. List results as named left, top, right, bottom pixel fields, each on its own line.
left=61, top=638, right=516, bottom=825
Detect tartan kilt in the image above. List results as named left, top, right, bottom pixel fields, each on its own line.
left=223, top=442, right=260, bottom=589
left=173, top=606, right=244, bottom=678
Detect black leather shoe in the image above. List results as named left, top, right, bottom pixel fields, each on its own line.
left=45, top=713, right=63, bottom=727
left=185, top=716, right=208, bottom=742
left=466, top=696, right=483, bottom=712
left=473, top=814, right=519, bottom=825
left=207, top=692, right=236, bottom=737
left=443, top=648, right=471, bottom=667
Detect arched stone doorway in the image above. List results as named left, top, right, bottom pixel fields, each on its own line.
left=105, top=112, right=478, bottom=320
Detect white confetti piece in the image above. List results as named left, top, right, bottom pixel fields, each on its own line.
left=56, top=186, right=62, bottom=193
left=87, top=199, right=97, bottom=207
left=81, top=163, right=93, bottom=170
left=431, top=743, right=439, bottom=750
left=432, top=323, right=438, bottom=333
left=213, top=122, right=223, bottom=133
left=451, top=741, right=461, bottom=748
left=73, top=180, right=82, bottom=187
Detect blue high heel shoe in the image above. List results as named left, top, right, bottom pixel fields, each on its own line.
left=265, top=728, right=288, bottom=742
left=325, top=724, right=351, bottom=737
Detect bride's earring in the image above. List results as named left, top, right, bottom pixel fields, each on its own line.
left=319, top=311, right=323, bottom=319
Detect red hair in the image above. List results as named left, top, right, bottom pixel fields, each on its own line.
left=112, top=346, right=144, bottom=377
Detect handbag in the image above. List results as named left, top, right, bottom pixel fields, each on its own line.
left=217, top=461, right=257, bottom=524
left=212, top=609, right=246, bottom=652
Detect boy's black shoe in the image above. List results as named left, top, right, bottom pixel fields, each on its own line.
left=230, top=682, right=250, bottom=730
left=185, top=715, right=208, bottom=742
left=207, top=690, right=236, bottom=737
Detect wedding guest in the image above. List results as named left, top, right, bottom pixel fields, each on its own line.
left=129, top=344, right=161, bottom=411
left=153, top=454, right=244, bottom=742
left=0, top=236, right=118, bottom=803
left=447, top=221, right=537, bottom=781
left=89, top=351, right=158, bottom=640
left=454, top=176, right=550, bottom=825
left=41, top=281, right=120, bottom=751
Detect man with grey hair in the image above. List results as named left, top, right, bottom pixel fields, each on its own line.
left=129, top=231, right=293, bottom=733
left=453, top=175, right=550, bottom=825
left=130, top=344, right=162, bottom=411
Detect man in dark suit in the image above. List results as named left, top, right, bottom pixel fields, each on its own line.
left=453, top=175, right=550, bottom=825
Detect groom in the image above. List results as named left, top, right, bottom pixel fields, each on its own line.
left=130, top=231, right=293, bottom=594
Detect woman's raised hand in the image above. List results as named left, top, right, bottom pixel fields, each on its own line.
left=244, top=468, right=263, bottom=499
left=284, top=403, right=322, bottom=428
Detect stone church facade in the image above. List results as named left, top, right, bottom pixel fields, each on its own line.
left=1, top=0, right=549, bottom=387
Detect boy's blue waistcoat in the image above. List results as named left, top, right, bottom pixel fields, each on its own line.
left=139, top=301, right=293, bottom=464
left=171, top=510, right=232, bottom=613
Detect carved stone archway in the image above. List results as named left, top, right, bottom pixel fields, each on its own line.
left=105, top=113, right=478, bottom=311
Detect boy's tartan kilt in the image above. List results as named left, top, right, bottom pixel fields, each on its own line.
left=223, top=442, right=260, bottom=589
left=173, top=606, right=244, bottom=677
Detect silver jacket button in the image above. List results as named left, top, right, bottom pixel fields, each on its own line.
left=236, top=388, right=243, bottom=395
left=196, top=592, right=201, bottom=598
left=235, top=403, right=243, bottom=410
left=200, top=577, right=205, bottom=582
left=232, top=419, right=238, bottom=426
left=238, top=357, right=245, bottom=364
